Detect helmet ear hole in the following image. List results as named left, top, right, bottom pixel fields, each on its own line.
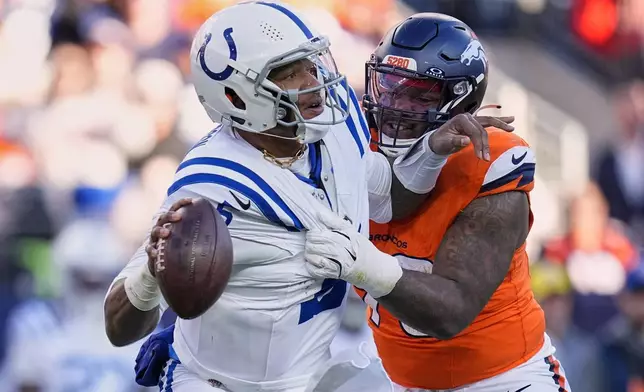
left=225, top=87, right=247, bottom=110
left=224, top=87, right=247, bottom=126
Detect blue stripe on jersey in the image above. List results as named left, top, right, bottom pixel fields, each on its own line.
left=348, top=87, right=370, bottom=142
left=168, top=173, right=302, bottom=231
left=479, top=162, right=536, bottom=194
left=172, top=157, right=304, bottom=230
left=292, top=144, right=317, bottom=186
left=331, top=85, right=365, bottom=157
left=255, top=2, right=313, bottom=39
left=164, top=359, right=179, bottom=392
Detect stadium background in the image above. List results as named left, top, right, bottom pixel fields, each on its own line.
left=0, top=0, right=642, bottom=391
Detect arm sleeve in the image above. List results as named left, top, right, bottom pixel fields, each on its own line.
left=365, top=131, right=448, bottom=223
left=365, top=150, right=393, bottom=224
left=391, top=130, right=448, bottom=194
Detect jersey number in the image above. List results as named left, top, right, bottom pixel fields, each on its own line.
left=362, top=292, right=430, bottom=337
left=216, top=201, right=233, bottom=225
left=299, top=279, right=347, bottom=324
left=362, top=254, right=434, bottom=338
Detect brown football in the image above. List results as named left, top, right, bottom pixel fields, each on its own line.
left=155, top=197, right=233, bottom=319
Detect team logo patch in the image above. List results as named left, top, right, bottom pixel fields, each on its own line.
left=460, top=40, right=487, bottom=67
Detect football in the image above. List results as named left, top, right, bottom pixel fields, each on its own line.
left=155, top=198, right=233, bottom=319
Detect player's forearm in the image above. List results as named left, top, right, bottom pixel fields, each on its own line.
left=389, top=134, right=447, bottom=220
left=389, top=161, right=431, bottom=220
left=104, top=280, right=160, bottom=347
left=378, top=269, right=474, bottom=339
left=366, top=146, right=443, bottom=222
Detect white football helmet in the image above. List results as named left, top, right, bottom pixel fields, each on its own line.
left=190, top=1, right=349, bottom=144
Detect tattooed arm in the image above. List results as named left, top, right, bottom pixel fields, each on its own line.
left=377, top=191, right=530, bottom=339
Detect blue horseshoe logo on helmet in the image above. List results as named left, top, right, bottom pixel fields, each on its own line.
left=198, top=27, right=237, bottom=81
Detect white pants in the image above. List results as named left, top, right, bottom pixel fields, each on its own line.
left=393, top=335, right=571, bottom=392
left=158, top=341, right=393, bottom=392
left=159, top=358, right=229, bottom=391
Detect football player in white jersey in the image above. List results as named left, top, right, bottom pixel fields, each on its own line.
left=103, top=2, right=514, bottom=392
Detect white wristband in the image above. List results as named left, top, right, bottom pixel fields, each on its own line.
left=366, top=254, right=403, bottom=299
left=124, top=263, right=161, bottom=311
left=350, top=245, right=404, bottom=299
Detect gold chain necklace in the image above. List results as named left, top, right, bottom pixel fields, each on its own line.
left=262, top=144, right=307, bottom=168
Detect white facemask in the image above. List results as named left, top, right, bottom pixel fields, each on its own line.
left=299, top=104, right=345, bottom=144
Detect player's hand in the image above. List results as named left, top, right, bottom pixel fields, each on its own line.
left=146, top=198, right=193, bottom=276
left=305, top=209, right=403, bottom=298
left=428, top=113, right=515, bottom=161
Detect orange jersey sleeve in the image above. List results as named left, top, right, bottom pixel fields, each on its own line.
left=451, top=127, right=535, bottom=199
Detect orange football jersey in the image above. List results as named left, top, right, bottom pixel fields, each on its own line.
left=357, top=129, right=546, bottom=389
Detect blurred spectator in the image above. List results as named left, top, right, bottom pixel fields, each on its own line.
left=601, top=261, right=644, bottom=392
left=0, top=138, right=55, bottom=370
left=531, top=261, right=604, bottom=392
left=542, top=182, right=639, bottom=333
left=596, top=80, right=644, bottom=246
left=331, top=0, right=400, bottom=39
left=48, top=43, right=95, bottom=100
left=2, top=205, right=142, bottom=391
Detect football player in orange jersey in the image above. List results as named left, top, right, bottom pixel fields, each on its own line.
left=304, top=13, right=572, bottom=392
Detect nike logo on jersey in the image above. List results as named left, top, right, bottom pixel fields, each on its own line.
left=230, top=191, right=251, bottom=210
left=512, top=385, right=531, bottom=392
left=511, top=151, right=528, bottom=165
left=317, top=285, right=334, bottom=301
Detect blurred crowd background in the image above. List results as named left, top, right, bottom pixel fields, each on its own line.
left=0, top=0, right=642, bottom=391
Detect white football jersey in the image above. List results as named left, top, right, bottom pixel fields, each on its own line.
left=110, top=85, right=387, bottom=390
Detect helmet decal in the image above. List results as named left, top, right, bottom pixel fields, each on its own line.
left=198, top=28, right=238, bottom=81
left=460, top=39, right=487, bottom=68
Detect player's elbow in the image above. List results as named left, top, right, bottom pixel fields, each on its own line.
left=432, top=317, right=470, bottom=340
left=404, top=311, right=470, bottom=340
left=105, top=322, right=129, bottom=347
left=437, top=298, right=483, bottom=339
left=431, top=299, right=479, bottom=340
left=103, top=282, right=155, bottom=347
left=104, top=299, right=129, bottom=347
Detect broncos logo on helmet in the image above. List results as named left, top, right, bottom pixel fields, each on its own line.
left=460, top=40, right=487, bottom=67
